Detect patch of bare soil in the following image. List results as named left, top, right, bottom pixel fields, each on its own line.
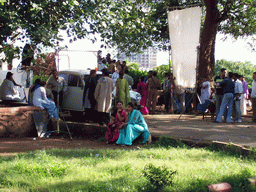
left=0, top=105, right=253, bottom=156
left=0, top=136, right=147, bottom=156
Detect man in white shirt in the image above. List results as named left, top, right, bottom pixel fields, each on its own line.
left=98, top=59, right=107, bottom=71
left=250, top=72, right=256, bottom=122
left=0, top=72, right=24, bottom=102
left=232, top=73, right=243, bottom=122
left=46, top=70, right=67, bottom=108
left=111, top=63, right=121, bottom=84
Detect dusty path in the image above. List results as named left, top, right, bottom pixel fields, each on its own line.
left=0, top=112, right=256, bottom=156
left=145, top=113, right=256, bottom=148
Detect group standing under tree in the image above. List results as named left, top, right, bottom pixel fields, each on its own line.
left=1, top=54, right=256, bottom=145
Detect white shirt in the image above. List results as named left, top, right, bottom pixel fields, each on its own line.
left=251, top=80, right=256, bottom=98
left=98, top=63, right=107, bottom=71
left=0, top=79, right=21, bottom=101
left=111, top=71, right=119, bottom=84
left=234, top=79, right=243, bottom=99
left=33, top=87, right=49, bottom=109
left=201, top=80, right=211, bottom=92
left=46, top=75, right=67, bottom=92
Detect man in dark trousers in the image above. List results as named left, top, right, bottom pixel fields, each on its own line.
left=215, top=72, right=235, bottom=123
left=83, top=70, right=98, bottom=121
left=214, top=68, right=227, bottom=117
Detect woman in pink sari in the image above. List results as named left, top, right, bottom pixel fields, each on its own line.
left=136, top=76, right=148, bottom=107
left=106, top=101, right=127, bottom=144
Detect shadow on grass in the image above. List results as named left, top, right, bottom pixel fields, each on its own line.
left=171, top=169, right=256, bottom=192
left=146, top=136, right=256, bottom=160
left=138, top=168, right=256, bottom=192
left=29, top=175, right=144, bottom=192
left=206, top=142, right=256, bottom=160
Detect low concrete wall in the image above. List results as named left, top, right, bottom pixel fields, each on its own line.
left=0, top=106, right=47, bottom=137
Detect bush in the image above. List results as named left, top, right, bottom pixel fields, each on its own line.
left=128, top=68, right=148, bottom=89
left=33, top=74, right=49, bottom=84
left=143, top=163, right=176, bottom=190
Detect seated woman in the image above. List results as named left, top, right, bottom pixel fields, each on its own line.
left=28, top=79, right=41, bottom=105
left=32, top=81, right=58, bottom=119
left=116, top=102, right=151, bottom=146
left=0, top=72, right=24, bottom=102
left=106, top=101, right=127, bottom=144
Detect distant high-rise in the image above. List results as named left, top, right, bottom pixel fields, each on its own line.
left=117, top=47, right=157, bottom=70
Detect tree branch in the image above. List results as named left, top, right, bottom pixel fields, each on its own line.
left=217, top=1, right=235, bottom=23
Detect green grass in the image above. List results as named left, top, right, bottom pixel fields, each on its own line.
left=0, top=138, right=256, bottom=192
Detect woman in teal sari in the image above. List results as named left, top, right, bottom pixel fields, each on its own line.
left=116, top=102, right=151, bottom=146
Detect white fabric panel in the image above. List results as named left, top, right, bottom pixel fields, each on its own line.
left=168, top=7, right=202, bottom=88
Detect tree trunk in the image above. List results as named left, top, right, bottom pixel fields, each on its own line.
left=198, top=0, right=220, bottom=80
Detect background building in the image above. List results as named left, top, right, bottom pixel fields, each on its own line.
left=117, top=47, right=157, bottom=70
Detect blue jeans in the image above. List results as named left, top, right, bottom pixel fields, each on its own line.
left=215, top=94, right=224, bottom=117
left=232, top=100, right=241, bottom=121
left=173, top=93, right=185, bottom=113
left=216, top=93, right=234, bottom=123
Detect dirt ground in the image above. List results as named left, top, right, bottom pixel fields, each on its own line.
left=0, top=137, right=143, bottom=156
left=1, top=106, right=255, bottom=156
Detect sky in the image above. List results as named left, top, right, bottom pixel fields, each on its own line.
left=215, top=34, right=256, bottom=65
left=59, top=32, right=256, bottom=68
left=7, top=31, right=255, bottom=71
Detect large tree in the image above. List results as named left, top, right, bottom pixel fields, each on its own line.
left=0, top=0, right=103, bottom=65
left=1, top=0, right=255, bottom=78
left=90, top=0, right=256, bottom=79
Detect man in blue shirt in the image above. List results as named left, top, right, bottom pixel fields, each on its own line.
left=215, top=72, right=235, bottom=123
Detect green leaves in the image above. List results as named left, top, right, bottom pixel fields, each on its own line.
left=215, top=59, right=256, bottom=88
left=143, top=163, right=177, bottom=189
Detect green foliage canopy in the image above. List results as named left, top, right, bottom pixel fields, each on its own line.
left=88, top=0, right=256, bottom=54
left=214, top=59, right=256, bottom=88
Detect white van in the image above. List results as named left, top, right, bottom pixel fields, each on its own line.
left=58, top=70, right=141, bottom=117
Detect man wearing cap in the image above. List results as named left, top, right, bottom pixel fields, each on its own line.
left=0, top=72, right=24, bottom=102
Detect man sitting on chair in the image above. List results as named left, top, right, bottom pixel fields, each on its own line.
left=0, top=72, right=24, bottom=102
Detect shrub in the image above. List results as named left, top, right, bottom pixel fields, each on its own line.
left=142, top=163, right=176, bottom=190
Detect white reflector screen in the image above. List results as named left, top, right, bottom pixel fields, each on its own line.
left=167, top=7, right=202, bottom=88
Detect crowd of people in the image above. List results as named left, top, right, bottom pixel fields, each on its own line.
left=1, top=58, right=256, bottom=145
left=198, top=68, right=251, bottom=123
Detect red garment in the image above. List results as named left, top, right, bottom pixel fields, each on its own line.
left=136, top=82, right=148, bottom=107
left=106, top=109, right=126, bottom=143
